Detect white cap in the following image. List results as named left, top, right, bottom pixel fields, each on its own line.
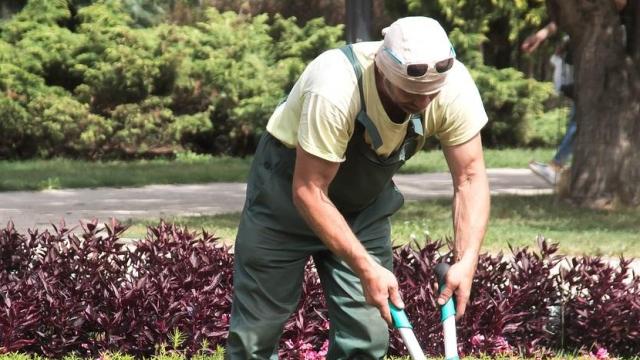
left=376, top=17, right=455, bottom=95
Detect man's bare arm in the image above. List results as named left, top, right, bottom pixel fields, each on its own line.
left=291, top=146, right=403, bottom=324
left=438, top=133, right=490, bottom=318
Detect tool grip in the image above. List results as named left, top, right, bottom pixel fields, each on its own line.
left=389, top=302, right=412, bottom=329
left=435, top=262, right=456, bottom=321
left=435, top=262, right=459, bottom=360
left=389, top=302, right=426, bottom=360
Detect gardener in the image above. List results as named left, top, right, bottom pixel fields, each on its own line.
left=227, top=17, right=490, bottom=359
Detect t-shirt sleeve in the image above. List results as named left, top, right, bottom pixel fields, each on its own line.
left=435, top=80, right=488, bottom=147
left=297, top=92, right=353, bottom=162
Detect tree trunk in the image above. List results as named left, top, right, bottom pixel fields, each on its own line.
left=345, top=0, right=373, bottom=43
left=555, top=0, right=640, bottom=209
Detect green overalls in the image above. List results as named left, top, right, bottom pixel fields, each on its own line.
left=227, top=45, right=424, bottom=360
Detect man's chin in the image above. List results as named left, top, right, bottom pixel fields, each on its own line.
left=401, top=106, right=425, bottom=114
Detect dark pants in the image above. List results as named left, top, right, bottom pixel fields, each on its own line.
left=226, top=134, right=402, bottom=359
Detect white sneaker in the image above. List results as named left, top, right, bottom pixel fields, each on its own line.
left=528, top=161, right=558, bottom=185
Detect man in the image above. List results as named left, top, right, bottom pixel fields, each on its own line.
left=227, top=17, right=490, bottom=359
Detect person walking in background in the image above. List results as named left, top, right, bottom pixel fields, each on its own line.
left=522, top=0, right=628, bottom=185
left=226, top=17, right=490, bottom=359
left=522, top=21, right=575, bottom=185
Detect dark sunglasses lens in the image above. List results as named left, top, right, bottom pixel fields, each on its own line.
left=407, top=64, right=429, bottom=77
left=435, top=58, right=454, bottom=73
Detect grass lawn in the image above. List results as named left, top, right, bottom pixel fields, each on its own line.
left=124, top=194, right=640, bottom=257
left=0, top=148, right=555, bottom=191
left=0, top=153, right=253, bottom=191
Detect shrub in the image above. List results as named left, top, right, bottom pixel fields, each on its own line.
left=0, top=63, right=51, bottom=105
left=0, top=89, right=110, bottom=159
left=0, top=97, right=30, bottom=157
left=1, top=222, right=639, bottom=358
left=457, top=240, right=563, bottom=356
left=527, top=106, right=570, bottom=148
left=560, top=256, right=640, bottom=356
left=471, top=65, right=555, bottom=148
left=0, top=3, right=343, bottom=159
left=25, top=95, right=111, bottom=158
left=14, top=25, right=86, bottom=90
left=0, top=221, right=233, bottom=357
left=107, top=97, right=176, bottom=156
left=0, top=0, right=72, bottom=43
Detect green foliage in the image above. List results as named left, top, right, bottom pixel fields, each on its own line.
left=15, top=25, right=86, bottom=88
left=269, top=14, right=345, bottom=89
left=0, top=96, right=30, bottom=156
left=1, top=0, right=71, bottom=42
left=0, top=0, right=562, bottom=158
left=0, top=1, right=343, bottom=159
left=472, top=65, right=555, bottom=147
left=0, top=63, right=48, bottom=103
left=75, top=0, right=133, bottom=29
left=108, top=97, right=175, bottom=155
left=26, top=94, right=111, bottom=158
left=447, top=28, right=485, bottom=67
left=527, top=105, right=570, bottom=147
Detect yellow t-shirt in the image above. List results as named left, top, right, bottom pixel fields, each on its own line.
left=266, top=41, right=488, bottom=162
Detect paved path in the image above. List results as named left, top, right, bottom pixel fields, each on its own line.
left=3, top=170, right=640, bottom=274
left=1, top=169, right=550, bottom=232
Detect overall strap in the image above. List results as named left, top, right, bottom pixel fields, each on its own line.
left=410, top=114, right=424, bottom=137
left=339, top=45, right=366, bottom=112
left=396, top=114, right=425, bottom=162
left=339, top=45, right=383, bottom=150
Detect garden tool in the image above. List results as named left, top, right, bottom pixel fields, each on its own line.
left=435, top=262, right=459, bottom=360
left=390, top=302, right=427, bottom=360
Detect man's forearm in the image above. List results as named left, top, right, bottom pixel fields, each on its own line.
left=293, top=185, right=375, bottom=276
left=451, top=170, right=490, bottom=263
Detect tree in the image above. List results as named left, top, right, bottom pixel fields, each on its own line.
left=553, top=0, right=640, bottom=208
left=0, top=0, right=26, bottom=20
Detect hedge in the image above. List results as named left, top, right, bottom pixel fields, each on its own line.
left=1, top=221, right=638, bottom=358
left=0, top=0, right=564, bottom=160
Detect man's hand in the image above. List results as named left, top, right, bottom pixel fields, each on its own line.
left=436, top=257, right=476, bottom=319
left=359, top=258, right=404, bottom=325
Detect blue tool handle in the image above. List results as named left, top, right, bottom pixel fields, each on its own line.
left=435, top=263, right=456, bottom=321
left=389, top=302, right=412, bottom=329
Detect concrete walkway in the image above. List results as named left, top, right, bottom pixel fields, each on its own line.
left=1, top=168, right=550, bottom=232
left=4, top=169, right=638, bottom=274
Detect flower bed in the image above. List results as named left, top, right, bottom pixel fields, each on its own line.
left=1, top=222, right=638, bottom=358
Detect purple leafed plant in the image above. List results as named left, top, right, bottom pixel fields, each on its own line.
left=560, top=256, right=640, bottom=356
left=1, top=222, right=639, bottom=358
left=0, top=220, right=234, bottom=357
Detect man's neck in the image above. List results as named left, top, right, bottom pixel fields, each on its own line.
left=374, top=64, right=408, bottom=123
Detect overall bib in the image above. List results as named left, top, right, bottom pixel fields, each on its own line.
left=227, top=45, right=424, bottom=360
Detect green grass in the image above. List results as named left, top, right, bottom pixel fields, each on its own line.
left=0, top=148, right=555, bottom=191
left=399, top=147, right=555, bottom=173
left=0, top=153, right=253, bottom=191
left=124, top=194, right=640, bottom=257
left=391, top=195, right=640, bottom=257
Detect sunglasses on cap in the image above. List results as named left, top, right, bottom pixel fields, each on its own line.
left=383, top=46, right=456, bottom=77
